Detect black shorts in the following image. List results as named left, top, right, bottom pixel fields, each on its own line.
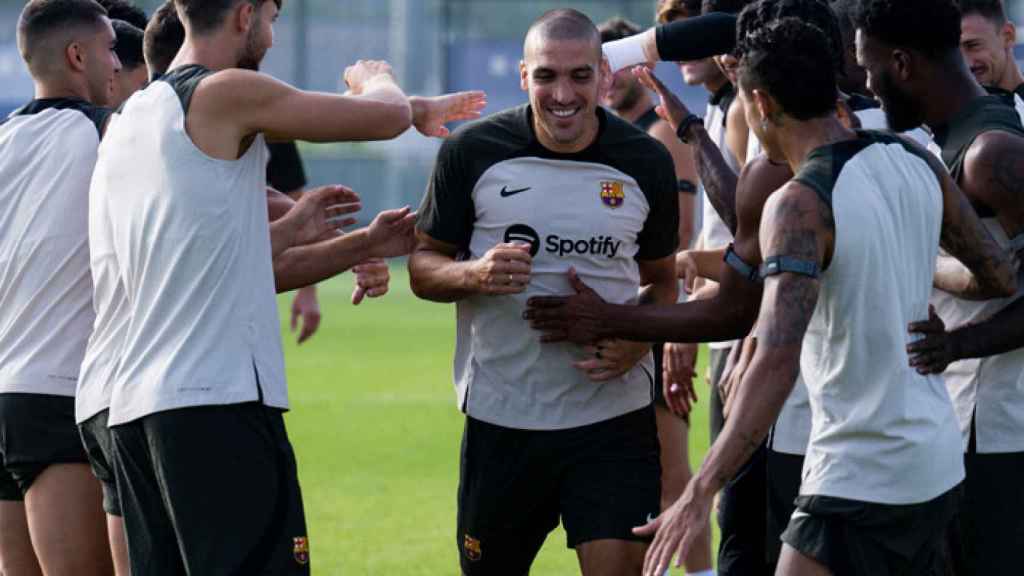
left=111, top=402, right=309, bottom=575
left=765, top=447, right=804, bottom=570
left=79, top=409, right=120, bottom=516
left=782, top=486, right=960, bottom=576
left=457, top=406, right=661, bottom=575
left=0, top=393, right=89, bottom=500
left=945, top=441, right=1024, bottom=575
left=717, top=439, right=770, bottom=576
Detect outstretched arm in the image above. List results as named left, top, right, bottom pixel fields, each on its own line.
left=634, top=181, right=828, bottom=576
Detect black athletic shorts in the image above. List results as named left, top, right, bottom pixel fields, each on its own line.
left=457, top=405, right=661, bottom=576
left=717, top=439, right=770, bottom=576
left=0, top=393, right=89, bottom=500
left=111, top=402, right=309, bottom=575
left=782, top=486, right=960, bottom=576
left=945, top=421, right=1024, bottom=576
left=79, top=409, right=120, bottom=516
left=765, top=447, right=804, bottom=570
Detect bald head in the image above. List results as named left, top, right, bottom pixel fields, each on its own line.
left=524, top=9, right=602, bottom=62
left=17, top=0, right=109, bottom=80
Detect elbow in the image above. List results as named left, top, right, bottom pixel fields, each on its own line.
left=726, top=296, right=759, bottom=338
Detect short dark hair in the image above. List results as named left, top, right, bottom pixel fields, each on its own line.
left=526, top=9, right=601, bottom=51
left=703, top=0, right=752, bottom=15
left=829, top=0, right=856, bottom=38
left=112, top=19, right=144, bottom=69
left=737, top=17, right=838, bottom=120
left=656, top=0, right=703, bottom=23
left=959, top=0, right=1008, bottom=24
left=598, top=17, right=642, bottom=43
left=738, top=0, right=844, bottom=78
left=96, top=0, right=147, bottom=30
left=17, top=0, right=109, bottom=75
left=853, top=0, right=962, bottom=60
left=174, top=0, right=282, bottom=34
left=144, top=1, right=184, bottom=76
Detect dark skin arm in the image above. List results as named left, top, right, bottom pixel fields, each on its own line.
left=906, top=135, right=1020, bottom=373
left=634, top=182, right=831, bottom=576
left=524, top=156, right=791, bottom=347
left=933, top=131, right=1024, bottom=298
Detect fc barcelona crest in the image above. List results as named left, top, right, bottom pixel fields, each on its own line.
left=464, top=534, right=482, bottom=562
left=293, top=536, right=310, bottom=565
left=600, top=181, right=625, bottom=208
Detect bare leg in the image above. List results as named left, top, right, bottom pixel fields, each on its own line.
left=24, top=464, right=112, bottom=576
left=0, top=501, right=42, bottom=576
left=776, top=544, right=832, bottom=576
left=577, top=539, right=647, bottom=576
left=656, top=405, right=713, bottom=572
left=107, top=515, right=129, bottom=576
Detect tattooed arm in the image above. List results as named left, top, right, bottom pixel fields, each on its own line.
left=923, top=135, right=1018, bottom=299
left=634, top=182, right=829, bottom=576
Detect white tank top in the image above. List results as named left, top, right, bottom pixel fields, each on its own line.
left=0, top=100, right=110, bottom=397
left=796, top=131, right=963, bottom=505
left=97, top=66, right=286, bottom=426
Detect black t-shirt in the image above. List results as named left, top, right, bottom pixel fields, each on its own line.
left=266, top=141, right=308, bottom=194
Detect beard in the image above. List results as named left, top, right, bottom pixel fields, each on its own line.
left=237, top=24, right=266, bottom=71
left=875, top=71, right=922, bottom=132
left=612, top=82, right=644, bottom=113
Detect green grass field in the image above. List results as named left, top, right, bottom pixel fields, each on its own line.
left=278, top=267, right=712, bottom=575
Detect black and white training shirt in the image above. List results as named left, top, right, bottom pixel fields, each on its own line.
left=418, top=104, right=678, bottom=430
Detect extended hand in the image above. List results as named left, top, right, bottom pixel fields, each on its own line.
left=721, top=336, right=756, bottom=419
left=467, top=243, right=533, bottom=296
left=574, top=339, right=650, bottom=383
left=907, top=306, right=957, bottom=374
left=663, top=342, right=698, bottom=416
left=412, top=92, right=488, bottom=138
left=634, top=66, right=694, bottom=132
left=676, top=251, right=699, bottom=295
left=290, top=286, right=321, bottom=345
left=351, top=258, right=390, bottom=305
left=633, top=479, right=714, bottom=576
left=289, top=185, right=361, bottom=247
left=366, top=207, right=418, bottom=259
left=343, top=60, right=397, bottom=95
left=525, top=268, right=607, bottom=344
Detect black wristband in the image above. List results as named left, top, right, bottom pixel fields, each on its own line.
left=675, top=114, right=703, bottom=144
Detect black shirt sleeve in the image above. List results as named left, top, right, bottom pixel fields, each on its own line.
left=655, top=12, right=738, bottom=62
left=416, top=136, right=476, bottom=249
left=266, top=141, right=308, bottom=194
left=637, top=151, right=681, bottom=261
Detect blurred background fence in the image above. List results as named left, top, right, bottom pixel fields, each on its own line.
left=0, top=0, right=1022, bottom=219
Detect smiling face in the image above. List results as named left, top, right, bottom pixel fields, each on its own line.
left=520, top=35, right=604, bottom=153
left=960, top=13, right=1015, bottom=88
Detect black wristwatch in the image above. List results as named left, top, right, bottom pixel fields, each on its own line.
left=675, top=113, right=703, bottom=144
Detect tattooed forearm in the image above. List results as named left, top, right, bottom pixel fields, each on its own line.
left=692, top=126, right=740, bottom=233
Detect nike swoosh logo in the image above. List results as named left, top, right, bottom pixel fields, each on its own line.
left=500, top=186, right=532, bottom=197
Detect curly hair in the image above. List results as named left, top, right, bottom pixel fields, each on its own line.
left=737, top=0, right=843, bottom=78
left=737, top=17, right=838, bottom=121
left=852, top=0, right=962, bottom=60
left=656, top=0, right=703, bottom=23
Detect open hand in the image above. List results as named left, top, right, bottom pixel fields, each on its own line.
left=366, top=207, right=418, bottom=259
left=908, top=306, right=958, bottom=374
left=663, top=342, right=698, bottom=416
left=721, top=336, right=756, bottom=419
left=634, top=66, right=694, bottom=132
left=574, top=339, right=650, bottom=382
left=343, top=60, right=396, bottom=95
left=352, top=258, right=390, bottom=305
left=290, top=286, right=321, bottom=345
left=525, top=268, right=608, bottom=344
left=289, top=185, right=361, bottom=247
left=633, top=479, right=714, bottom=576
left=412, top=91, right=488, bottom=138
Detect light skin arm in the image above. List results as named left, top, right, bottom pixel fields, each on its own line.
left=725, top=99, right=749, bottom=168
left=407, top=231, right=533, bottom=303
left=648, top=118, right=698, bottom=249
left=634, top=182, right=829, bottom=576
